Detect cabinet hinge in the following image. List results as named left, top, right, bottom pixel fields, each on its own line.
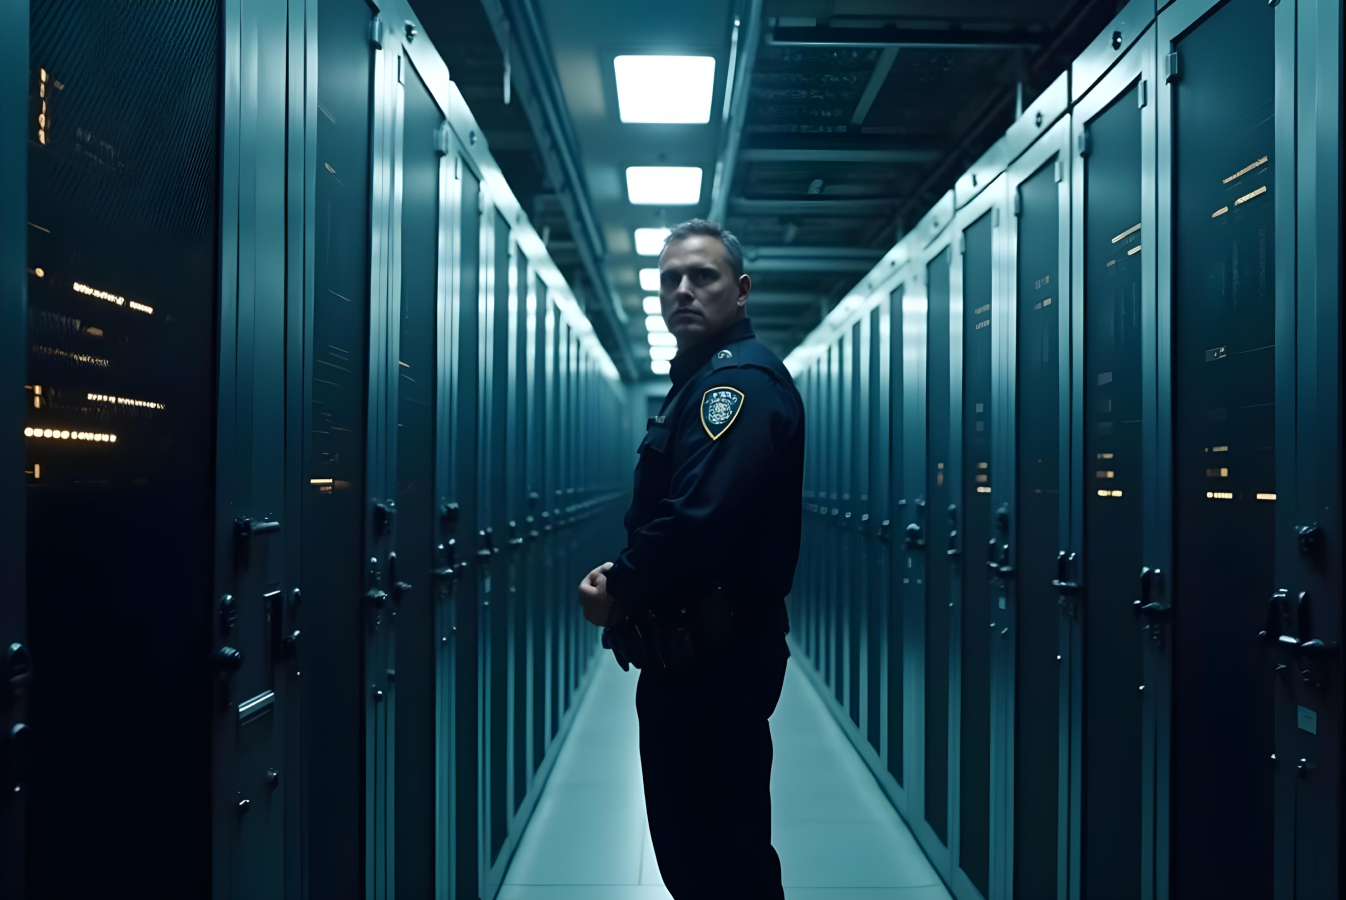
left=397, top=53, right=405, bottom=85
left=1137, top=79, right=1148, bottom=108
left=1012, top=192, right=1021, bottom=216
left=1054, top=158, right=1064, bottom=183
left=369, top=14, right=384, bottom=48
left=1165, top=51, right=1180, bottom=83
left=1077, top=130, right=1091, bottom=157
left=435, top=122, right=451, bottom=157
left=992, top=206, right=1001, bottom=227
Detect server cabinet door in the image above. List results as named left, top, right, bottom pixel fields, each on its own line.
left=302, top=0, right=374, bottom=896
left=509, top=253, right=532, bottom=821
left=839, top=326, right=855, bottom=714
left=1068, top=28, right=1157, bottom=900
left=391, top=54, right=445, bottom=900
left=1004, top=117, right=1072, bottom=900
left=920, top=243, right=954, bottom=873
left=217, top=1, right=295, bottom=896
left=1154, top=1, right=1319, bottom=897
left=22, top=2, right=222, bottom=895
left=1, top=1, right=29, bottom=893
left=954, top=192, right=1000, bottom=900
left=1274, top=2, right=1343, bottom=895
left=881, top=289, right=906, bottom=794
left=526, top=276, right=547, bottom=775
left=449, top=157, right=483, bottom=900
left=480, top=197, right=514, bottom=890
left=861, top=304, right=883, bottom=755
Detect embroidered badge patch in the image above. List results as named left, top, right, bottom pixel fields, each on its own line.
left=700, top=386, right=744, bottom=440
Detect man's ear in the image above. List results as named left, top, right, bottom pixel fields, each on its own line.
left=737, top=273, right=751, bottom=308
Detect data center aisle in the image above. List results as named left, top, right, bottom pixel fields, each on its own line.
left=500, top=651, right=951, bottom=900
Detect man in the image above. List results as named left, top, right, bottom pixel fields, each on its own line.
left=577, top=219, right=805, bottom=899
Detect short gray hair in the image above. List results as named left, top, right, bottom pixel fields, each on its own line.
left=662, top=219, right=744, bottom=278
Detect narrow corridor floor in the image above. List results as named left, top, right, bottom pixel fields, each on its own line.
left=500, top=651, right=951, bottom=900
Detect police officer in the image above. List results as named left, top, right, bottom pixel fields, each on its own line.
left=577, top=219, right=805, bottom=900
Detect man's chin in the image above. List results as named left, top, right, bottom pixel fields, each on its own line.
left=669, top=321, right=706, bottom=346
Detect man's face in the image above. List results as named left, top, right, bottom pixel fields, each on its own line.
left=658, top=235, right=750, bottom=350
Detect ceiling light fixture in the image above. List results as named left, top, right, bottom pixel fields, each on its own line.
left=626, top=167, right=703, bottom=205
left=651, top=359, right=672, bottom=375
left=642, top=296, right=662, bottom=314
left=634, top=227, right=672, bottom=256
left=614, top=55, right=716, bottom=124
left=649, top=345, right=678, bottom=361
left=647, top=331, right=677, bottom=347
left=639, top=268, right=662, bottom=291
left=646, top=315, right=668, bottom=332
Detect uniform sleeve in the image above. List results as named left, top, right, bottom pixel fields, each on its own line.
left=605, top=366, right=798, bottom=607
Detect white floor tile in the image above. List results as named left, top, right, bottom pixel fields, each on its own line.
left=500, top=654, right=951, bottom=900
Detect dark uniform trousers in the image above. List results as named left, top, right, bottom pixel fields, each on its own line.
left=636, top=626, right=790, bottom=900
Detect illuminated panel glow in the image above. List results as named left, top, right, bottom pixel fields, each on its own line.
left=25, top=427, right=117, bottom=442
left=650, top=359, right=671, bottom=375
left=614, top=56, right=715, bottom=124
left=73, top=281, right=152, bottom=314
left=639, top=268, right=662, bottom=291
left=1256, top=493, right=1276, bottom=501
left=634, top=228, right=672, bottom=256
left=645, top=315, right=668, bottom=333
left=647, top=331, right=677, bottom=347
left=642, top=296, right=662, bottom=315
left=1234, top=185, right=1268, bottom=206
left=976, top=486, right=992, bottom=493
left=1206, top=491, right=1234, bottom=500
left=88, top=393, right=165, bottom=410
left=626, top=167, right=703, bottom=205
left=649, top=345, right=677, bottom=361
left=1224, top=156, right=1269, bottom=184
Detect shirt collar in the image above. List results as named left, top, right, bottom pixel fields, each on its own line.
left=669, top=317, right=756, bottom=388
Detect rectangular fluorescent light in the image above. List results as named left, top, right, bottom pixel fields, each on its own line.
left=627, top=167, right=703, bottom=205
left=642, top=296, right=662, bottom=314
left=651, top=359, right=672, bottom=375
left=639, top=268, right=662, bottom=291
left=650, top=345, right=678, bottom=361
left=634, top=227, right=672, bottom=256
left=647, top=331, right=677, bottom=346
left=646, top=315, right=668, bottom=332
left=614, top=55, right=715, bottom=124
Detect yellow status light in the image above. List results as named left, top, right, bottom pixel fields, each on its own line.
left=1256, top=493, right=1276, bottom=501
left=24, top=427, right=117, bottom=443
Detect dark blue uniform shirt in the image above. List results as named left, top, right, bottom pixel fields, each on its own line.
left=606, top=318, right=806, bottom=623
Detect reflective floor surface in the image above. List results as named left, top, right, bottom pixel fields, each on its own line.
left=500, top=652, right=951, bottom=900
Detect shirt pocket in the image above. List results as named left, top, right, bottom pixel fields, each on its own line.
left=633, top=421, right=673, bottom=501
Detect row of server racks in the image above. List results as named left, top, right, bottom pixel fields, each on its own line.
left=0, top=0, right=630, bottom=898
left=786, top=1, right=1343, bottom=899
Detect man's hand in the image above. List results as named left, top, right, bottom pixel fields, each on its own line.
left=578, top=562, right=615, bottom=627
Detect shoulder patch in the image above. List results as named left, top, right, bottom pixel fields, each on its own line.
left=700, top=386, right=745, bottom=440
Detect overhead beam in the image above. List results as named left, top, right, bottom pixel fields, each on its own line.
left=708, top=0, right=765, bottom=224
left=476, top=0, right=638, bottom=379
left=746, top=246, right=887, bottom=260
left=730, top=197, right=899, bottom=216
left=743, top=257, right=881, bottom=273
left=738, top=147, right=940, bottom=165
left=851, top=47, right=899, bottom=125
left=742, top=291, right=825, bottom=304
left=767, top=24, right=1043, bottom=49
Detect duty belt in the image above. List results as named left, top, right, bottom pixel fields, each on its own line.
left=601, top=585, right=785, bottom=674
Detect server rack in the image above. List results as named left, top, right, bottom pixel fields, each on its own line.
left=0, top=2, right=631, bottom=900
left=783, top=1, right=1342, bottom=897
